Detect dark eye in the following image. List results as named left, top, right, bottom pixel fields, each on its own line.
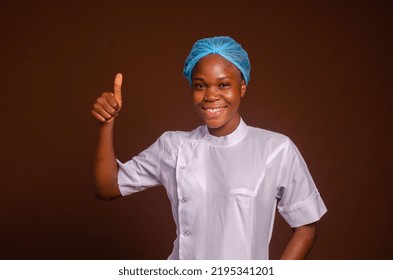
left=193, top=83, right=206, bottom=90
left=220, top=83, right=230, bottom=88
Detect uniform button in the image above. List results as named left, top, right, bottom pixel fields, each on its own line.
left=204, top=135, right=210, bottom=140
left=180, top=165, right=186, bottom=169
left=184, top=231, right=190, bottom=237
left=192, top=141, right=198, bottom=147
left=180, top=197, right=188, bottom=203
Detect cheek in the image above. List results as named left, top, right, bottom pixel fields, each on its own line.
left=225, top=91, right=241, bottom=104
left=191, top=91, right=204, bottom=105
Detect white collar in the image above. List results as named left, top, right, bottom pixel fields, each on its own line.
left=202, top=118, right=248, bottom=147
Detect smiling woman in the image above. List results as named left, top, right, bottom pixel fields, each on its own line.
left=91, top=36, right=327, bottom=260
left=191, top=54, right=246, bottom=136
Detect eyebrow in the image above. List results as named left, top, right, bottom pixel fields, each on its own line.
left=216, top=77, right=232, bottom=80
left=192, top=76, right=232, bottom=82
left=192, top=77, right=205, bottom=82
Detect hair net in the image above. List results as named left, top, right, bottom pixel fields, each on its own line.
left=183, top=36, right=251, bottom=85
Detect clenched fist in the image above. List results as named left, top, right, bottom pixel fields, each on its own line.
left=92, top=73, right=123, bottom=124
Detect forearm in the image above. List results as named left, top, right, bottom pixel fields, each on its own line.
left=279, top=222, right=317, bottom=260
left=94, top=121, right=122, bottom=200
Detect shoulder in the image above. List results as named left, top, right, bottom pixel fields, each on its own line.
left=246, top=124, right=291, bottom=146
left=158, top=124, right=206, bottom=145
left=245, top=125, right=311, bottom=169
left=243, top=124, right=303, bottom=162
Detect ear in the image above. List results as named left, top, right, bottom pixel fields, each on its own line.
left=240, top=80, right=246, bottom=97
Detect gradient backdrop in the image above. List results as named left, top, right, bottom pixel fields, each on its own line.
left=1, top=0, right=392, bottom=259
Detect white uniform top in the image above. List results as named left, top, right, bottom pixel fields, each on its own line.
left=117, top=119, right=327, bottom=259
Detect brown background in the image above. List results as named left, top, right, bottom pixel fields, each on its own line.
left=1, top=0, right=392, bottom=259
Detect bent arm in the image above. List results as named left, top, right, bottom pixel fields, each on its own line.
left=92, top=74, right=123, bottom=201
left=279, top=222, right=317, bottom=260
left=94, top=121, right=122, bottom=200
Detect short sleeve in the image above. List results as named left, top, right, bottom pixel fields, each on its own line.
left=277, top=140, right=327, bottom=228
left=117, top=133, right=167, bottom=196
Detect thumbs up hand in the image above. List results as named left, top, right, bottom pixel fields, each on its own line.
left=92, top=73, right=123, bottom=124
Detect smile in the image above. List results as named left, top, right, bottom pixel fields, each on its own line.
left=202, top=106, right=228, bottom=113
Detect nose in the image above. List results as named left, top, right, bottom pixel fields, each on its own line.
left=204, top=86, right=220, bottom=102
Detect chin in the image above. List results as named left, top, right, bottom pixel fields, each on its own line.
left=203, top=118, right=223, bottom=128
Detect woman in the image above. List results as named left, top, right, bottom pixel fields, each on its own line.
left=91, top=36, right=327, bottom=259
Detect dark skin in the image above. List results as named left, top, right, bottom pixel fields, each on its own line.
left=91, top=55, right=318, bottom=259
left=91, top=73, right=122, bottom=200
left=191, top=54, right=246, bottom=137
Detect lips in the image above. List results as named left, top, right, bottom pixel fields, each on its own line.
left=199, top=105, right=228, bottom=118
left=202, top=105, right=228, bottom=112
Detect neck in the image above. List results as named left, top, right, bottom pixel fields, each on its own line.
left=207, top=115, right=241, bottom=137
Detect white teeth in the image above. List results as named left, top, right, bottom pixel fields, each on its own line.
left=206, top=107, right=224, bottom=113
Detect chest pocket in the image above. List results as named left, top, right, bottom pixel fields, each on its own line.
left=229, top=187, right=257, bottom=203
left=228, top=167, right=266, bottom=203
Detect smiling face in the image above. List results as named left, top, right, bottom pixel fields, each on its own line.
left=191, top=54, right=246, bottom=137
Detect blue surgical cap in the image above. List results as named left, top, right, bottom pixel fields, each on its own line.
left=183, top=36, right=251, bottom=85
